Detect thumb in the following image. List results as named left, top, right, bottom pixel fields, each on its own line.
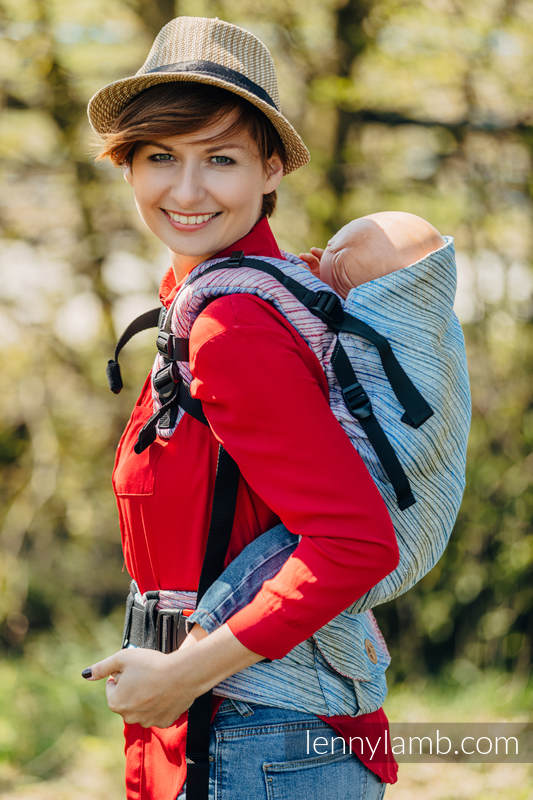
left=82, top=651, right=124, bottom=681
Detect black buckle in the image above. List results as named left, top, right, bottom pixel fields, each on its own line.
left=156, top=332, right=190, bottom=361
left=153, top=363, right=180, bottom=401
left=156, top=609, right=188, bottom=654
left=227, top=250, right=244, bottom=266
left=342, top=381, right=373, bottom=420
left=156, top=330, right=173, bottom=357
left=308, top=291, right=344, bottom=327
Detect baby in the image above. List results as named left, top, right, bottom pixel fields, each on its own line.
left=298, top=210, right=445, bottom=297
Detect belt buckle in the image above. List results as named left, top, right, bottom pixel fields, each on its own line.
left=156, top=608, right=188, bottom=653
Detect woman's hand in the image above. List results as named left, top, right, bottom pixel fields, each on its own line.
left=84, top=646, right=199, bottom=728
left=82, top=623, right=263, bottom=728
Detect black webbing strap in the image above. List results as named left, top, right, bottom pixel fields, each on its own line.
left=134, top=392, right=179, bottom=454
left=112, top=254, right=426, bottom=507
left=337, top=316, right=433, bottom=428
left=177, top=381, right=208, bottom=427
left=106, top=307, right=161, bottom=393
left=331, top=339, right=415, bottom=510
left=185, top=445, right=240, bottom=800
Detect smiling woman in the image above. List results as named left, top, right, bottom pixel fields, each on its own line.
left=84, top=15, right=398, bottom=800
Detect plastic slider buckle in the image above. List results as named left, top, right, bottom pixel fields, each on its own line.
left=156, top=609, right=188, bottom=654
left=156, top=333, right=189, bottom=362
left=227, top=250, right=244, bottom=266
left=308, top=291, right=344, bottom=327
left=342, top=381, right=373, bottom=420
left=153, top=363, right=179, bottom=401
left=156, top=330, right=173, bottom=358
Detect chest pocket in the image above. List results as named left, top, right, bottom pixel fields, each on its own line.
left=113, top=397, right=165, bottom=496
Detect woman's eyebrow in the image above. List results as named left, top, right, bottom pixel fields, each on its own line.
left=141, top=139, right=246, bottom=152
left=206, top=142, right=246, bottom=152
left=142, top=140, right=174, bottom=152
left=139, top=140, right=173, bottom=153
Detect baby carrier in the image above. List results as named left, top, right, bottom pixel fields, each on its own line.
left=109, top=234, right=470, bottom=799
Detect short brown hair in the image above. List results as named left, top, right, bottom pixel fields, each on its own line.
left=95, top=82, right=287, bottom=218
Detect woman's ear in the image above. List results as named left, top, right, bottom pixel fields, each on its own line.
left=263, top=154, right=284, bottom=193
left=123, top=162, right=133, bottom=185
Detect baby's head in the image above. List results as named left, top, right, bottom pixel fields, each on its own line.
left=317, top=212, right=444, bottom=298
left=318, top=217, right=393, bottom=298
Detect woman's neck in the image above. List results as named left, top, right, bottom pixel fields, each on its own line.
left=170, top=253, right=206, bottom=284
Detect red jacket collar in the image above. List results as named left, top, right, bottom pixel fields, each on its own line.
left=159, top=216, right=284, bottom=307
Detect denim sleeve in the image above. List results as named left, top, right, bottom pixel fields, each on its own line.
left=187, top=523, right=299, bottom=634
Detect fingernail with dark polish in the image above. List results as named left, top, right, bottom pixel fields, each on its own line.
left=81, top=668, right=93, bottom=679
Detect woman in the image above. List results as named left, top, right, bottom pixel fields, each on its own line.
left=82, top=16, right=406, bottom=800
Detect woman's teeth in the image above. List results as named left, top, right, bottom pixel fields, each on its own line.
left=166, top=211, right=218, bottom=225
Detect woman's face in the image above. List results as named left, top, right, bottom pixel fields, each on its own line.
left=124, top=108, right=284, bottom=281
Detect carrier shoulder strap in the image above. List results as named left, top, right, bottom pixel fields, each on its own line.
left=182, top=252, right=433, bottom=429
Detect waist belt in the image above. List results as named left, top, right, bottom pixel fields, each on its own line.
left=121, top=581, right=193, bottom=654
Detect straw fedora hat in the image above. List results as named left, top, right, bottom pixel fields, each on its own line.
left=87, top=16, right=310, bottom=175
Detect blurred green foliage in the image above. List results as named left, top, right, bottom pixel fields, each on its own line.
left=1, top=0, right=532, bottom=791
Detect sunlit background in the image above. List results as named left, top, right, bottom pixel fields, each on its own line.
left=1, top=1, right=532, bottom=797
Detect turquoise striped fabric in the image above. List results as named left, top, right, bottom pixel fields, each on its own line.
left=150, top=235, right=470, bottom=716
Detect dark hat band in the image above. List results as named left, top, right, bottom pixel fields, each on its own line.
left=146, top=60, right=278, bottom=110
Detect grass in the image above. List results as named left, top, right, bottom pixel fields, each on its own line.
left=384, top=669, right=532, bottom=799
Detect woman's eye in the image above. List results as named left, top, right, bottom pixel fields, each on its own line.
left=149, top=153, right=173, bottom=162
left=211, top=155, right=233, bottom=165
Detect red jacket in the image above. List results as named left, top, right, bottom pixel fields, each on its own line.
left=113, top=216, right=399, bottom=799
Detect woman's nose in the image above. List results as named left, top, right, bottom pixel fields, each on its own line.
left=167, top=161, right=206, bottom=210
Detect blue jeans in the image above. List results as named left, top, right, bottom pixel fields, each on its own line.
left=177, top=698, right=386, bottom=799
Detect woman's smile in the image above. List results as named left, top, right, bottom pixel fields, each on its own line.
left=162, top=209, right=222, bottom=229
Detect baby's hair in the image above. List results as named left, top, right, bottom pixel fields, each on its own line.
left=95, top=82, right=287, bottom=218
